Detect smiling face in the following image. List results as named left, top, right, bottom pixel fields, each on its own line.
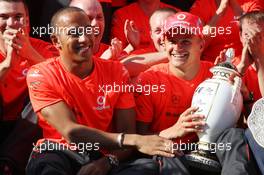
left=0, top=1, right=28, bottom=35
left=150, top=11, right=175, bottom=52
left=70, top=0, right=104, bottom=54
left=51, top=11, right=94, bottom=64
left=164, top=28, right=204, bottom=70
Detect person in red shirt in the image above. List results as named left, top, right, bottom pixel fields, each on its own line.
left=0, top=0, right=58, bottom=174
left=234, top=11, right=264, bottom=175
left=190, top=0, right=264, bottom=63
left=234, top=12, right=264, bottom=114
left=70, top=0, right=126, bottom=60
left=121, top=8, right=177, bottom=78
left=26, top=7, right=178, bottom=175
left=132, top=12, right=257, bottom=175
left=111, top=0, right=180, bottom=50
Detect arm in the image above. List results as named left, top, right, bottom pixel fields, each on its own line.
left=80, top=109, right=137, bottom=175
left=121, top=52, right=168, bottom=78
left=124, top=19, right=140, bottom=53
left=40, top=101, right=120, bottom=148
left=3, top=28, right=45, bottom=65
left=0, top=45, right=14, bottom=79
left=158, top=107, right=205, bottom=139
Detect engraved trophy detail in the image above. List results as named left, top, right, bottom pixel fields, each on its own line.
left=184, top=48, right=243, bottom=172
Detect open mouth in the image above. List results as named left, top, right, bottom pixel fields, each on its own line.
left=171, top=52, right=189, bottom=60
left=76, top=44, right=92, bottom=54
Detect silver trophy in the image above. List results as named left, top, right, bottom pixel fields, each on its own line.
left=184, top=48, right=243, bottom=172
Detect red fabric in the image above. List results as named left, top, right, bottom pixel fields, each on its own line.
left=0, top=37, right=58, bottom=121
left=135, top=61, right=213, bottom=143
left=112, top=0, right=127, bottom=7
left=163, top=12, right=203, bottom=37
left=129, top=45, right=156, bottom=55
left=243, top=65, right=261, bottom=102
left=111, top=2, right=181, bottom=49
left=99, top=0, right=111, bottom=3
left=190, top=0, right=264, bottom=63
left=94, top=43, right=110, bottom=58
left=27, top=57, right=135, bottom=143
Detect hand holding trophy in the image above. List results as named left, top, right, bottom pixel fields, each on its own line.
left=185, top=48, right=243, bottom=172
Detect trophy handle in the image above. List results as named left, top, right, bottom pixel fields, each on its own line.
left=231, top=76, right=242, bottom=104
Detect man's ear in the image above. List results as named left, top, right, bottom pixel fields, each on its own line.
left=200, top=39, right=205, bottom=52
left=50, top=34, right=62, bottom=50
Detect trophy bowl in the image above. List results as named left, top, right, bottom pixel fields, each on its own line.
left=185, top=62, right=243, bottom=172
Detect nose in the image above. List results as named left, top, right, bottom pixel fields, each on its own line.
left=79, top=32, right=93, bottom=44
left=172, top=42, right=181, bottom=50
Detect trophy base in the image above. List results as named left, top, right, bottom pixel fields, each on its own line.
left=185, top=149, right=221, bottom=173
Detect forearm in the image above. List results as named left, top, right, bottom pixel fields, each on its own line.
left=122, top=52, right=168, bottom=77
left=257, top=64, right=264, bottom=97
left=65, top=123, right=120, bottom=149
left=65, top=123, right=145, bottom=151
left=159, top=127, right=180, bottom=139
left=0, top=54, right=12, bottom=79
left=26, top=46, right=45, bottom=65
left=230, top=0, right=244, bottom=17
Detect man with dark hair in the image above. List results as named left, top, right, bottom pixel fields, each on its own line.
left=0, top=0, right=58, bottom=174
left=26, top=7, right=176, bottom=175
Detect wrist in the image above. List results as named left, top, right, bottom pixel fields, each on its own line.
left=122, top=134, right=138, bottom=148
left=216, top=8, right=226, bottom=17
left=124, top=44, right=134, bottom=54
left=159, top=127, right=178, bottom=139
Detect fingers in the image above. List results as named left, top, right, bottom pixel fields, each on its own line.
left=110, top=38, right=122, bottom=58
left=182, top=119, right=205, bottom=128
left=130, top=20, right=139, bottom=32
left=3, top=28, right=24, bottom=52
left=154, top=150, right=174, bottom=158
left=180, top=106, right=199, bottom=117
left=124, top=19, right=133, bottom=35
left=214, top=49, right=227, bottom=65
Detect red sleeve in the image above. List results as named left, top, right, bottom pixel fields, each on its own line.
left=111, top=9, right=127, bottom=46
left=30, top=38, right=59, bottom=58
left=190, top=0, right=213, bottom=24
left=115, top=64, right=135, bottom=109
left=134, top=72, right=154, bottom=123
left=242, top=0, right=264, bottom=12
left=27, top=65, right=62, bottom=112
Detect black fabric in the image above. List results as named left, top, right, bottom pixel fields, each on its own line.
left=26, top=151, right=81, bottom=175
left=110, top=128, right=257, bottom=175
left=244, top=129, right=263, bottom=175
left=110, top=158, right=160, bottom=175
left=0, top=117, right=42, bottom=174
left=216, top=128, right=259, bottom=175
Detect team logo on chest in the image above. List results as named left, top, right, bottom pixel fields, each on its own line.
left=93, top=95, right=110, bottom=111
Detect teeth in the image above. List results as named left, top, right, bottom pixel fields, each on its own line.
left=172, top=53, right=188, bottom=57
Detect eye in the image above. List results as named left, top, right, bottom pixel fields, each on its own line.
left=0, top=14, right=9, bottom=20
left=67, top=28, right=80, bottom=37
left=14, top=14, right=23, bottom=20
left=181, top=39, right=191, bottom=45
left=154, top=28, right=161, bottom=35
